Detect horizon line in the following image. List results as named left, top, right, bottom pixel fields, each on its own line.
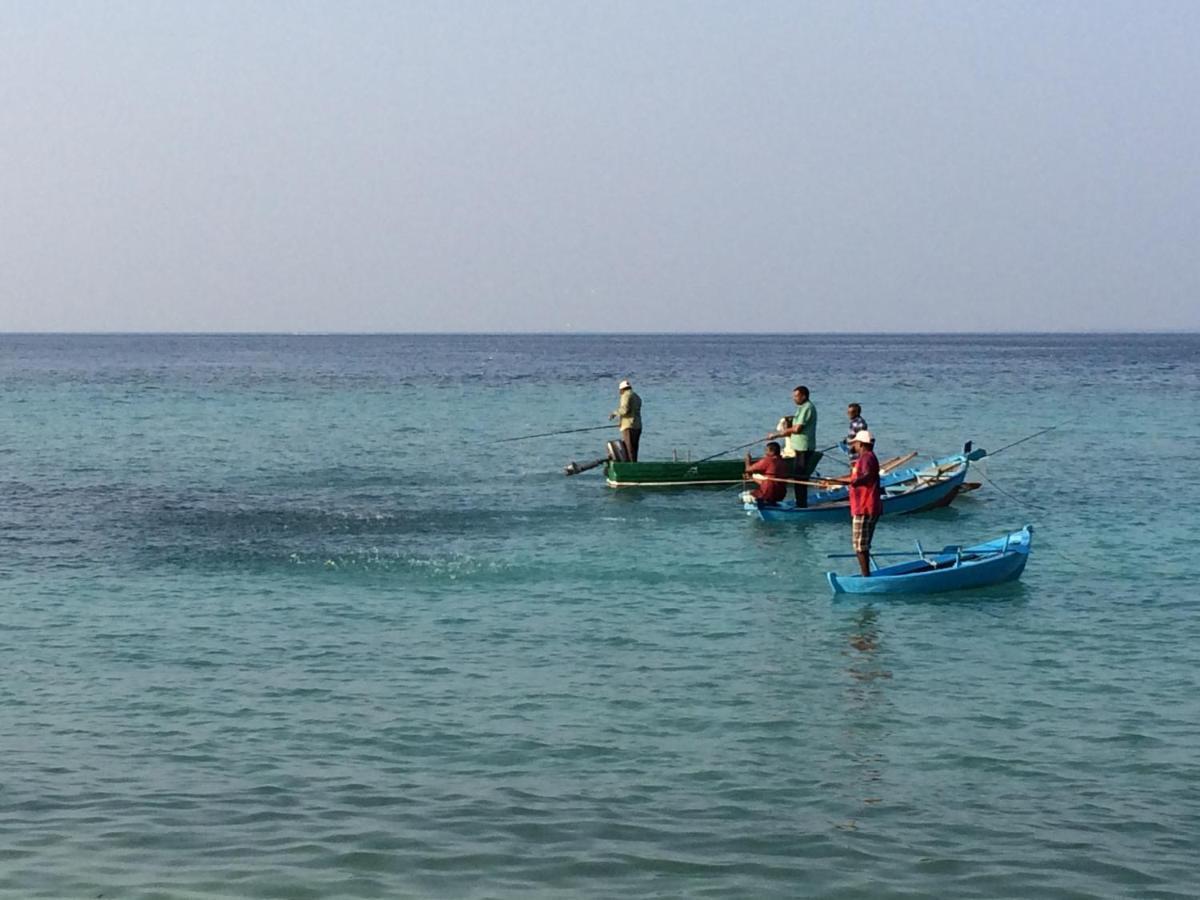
left=2, top=329, right=1198, bottom=337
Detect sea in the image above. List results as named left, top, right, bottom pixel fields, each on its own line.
left=1, top=332, right=1198, bottom=899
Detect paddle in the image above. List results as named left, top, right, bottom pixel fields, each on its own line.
left=498, top=424, right=615, bottom=443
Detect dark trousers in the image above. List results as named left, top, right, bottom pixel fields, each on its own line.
left=790, top=451, right=810, bottom=507
left=622, top=428, right=641, bottom=462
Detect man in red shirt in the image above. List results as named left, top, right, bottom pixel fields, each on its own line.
left=847, top=430, right=883, bottom=575
left=744, top=441, right=789, bottom=505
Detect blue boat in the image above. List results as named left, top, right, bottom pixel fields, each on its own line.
left=743, top=444, right=985, bottom=524
left=826, top=525, right=1034, bottom=595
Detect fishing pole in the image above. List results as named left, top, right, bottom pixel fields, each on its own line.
left=497, top=424, right=615, bottom=443
left=696, top=439, right=840, bottom=466
left=985, top=425, right=1057, bottom=458
left=819, top=443, right=852, bottom=469
left=693, top=437, right=768, bottom=464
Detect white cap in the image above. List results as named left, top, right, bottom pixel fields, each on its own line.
left=618, top=379, right=631, bottom=390
left=853, top=430, right=874, bottom=444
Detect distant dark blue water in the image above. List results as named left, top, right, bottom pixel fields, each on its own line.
left=2, top=333, right=1198, bottom=898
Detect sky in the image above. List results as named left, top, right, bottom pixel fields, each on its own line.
left=1, top=1, right=1197, bottom=332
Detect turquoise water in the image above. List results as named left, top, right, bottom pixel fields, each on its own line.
left=1, top=333, right=1198, bottom=899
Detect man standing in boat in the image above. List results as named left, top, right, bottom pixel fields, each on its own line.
left=842, top=403, right=868, bottom=460
left=743, top=441, right=788, bottom=505
left=769, top=385, right=817, bottom=507
left=848, top=430, right=883, bottom=576
left=609, top=379, right=642, bottom=462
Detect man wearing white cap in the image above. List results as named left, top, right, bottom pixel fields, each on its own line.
left=609, top=379, right=642, bottom=462
left=847, top=429, right=883, bottom=576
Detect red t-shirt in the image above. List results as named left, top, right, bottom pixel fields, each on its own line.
left=848, top=448, right=883, bottom=516
left=746, top=455, right=789, bottom=503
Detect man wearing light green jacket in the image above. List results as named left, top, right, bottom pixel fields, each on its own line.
left=609, top=379, right=643, bottom=461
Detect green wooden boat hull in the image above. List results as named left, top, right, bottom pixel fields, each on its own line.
left=604, top=459, right=745, bottom=488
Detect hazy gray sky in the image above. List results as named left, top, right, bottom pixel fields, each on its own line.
left=2, top=1, right=1196, bottom=332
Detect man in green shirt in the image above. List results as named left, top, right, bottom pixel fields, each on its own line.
left=769, top=385, right=817, bottom=507
left=609, top=379, right=643, bottom=461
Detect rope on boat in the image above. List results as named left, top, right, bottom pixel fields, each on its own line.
left=975, top=457, right=1089, bottom=577
left=976, top=460, right=1049, bottom=512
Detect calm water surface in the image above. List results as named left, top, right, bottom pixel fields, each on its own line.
left=1, top=333, right=1198, bottom=898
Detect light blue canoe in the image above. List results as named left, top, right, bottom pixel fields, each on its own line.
left=826, top=525, right=1034, bottom=595
left=744, top=444, right=985, bottom=524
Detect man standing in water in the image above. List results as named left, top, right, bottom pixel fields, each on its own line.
left=770, top=385, right=817, bottom=507
left=848, top=430, right=883, bottom=576
left=609, top=379, right=642, bottom=462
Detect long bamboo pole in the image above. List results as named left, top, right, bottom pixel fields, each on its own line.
left=879, top=451, right=919, bottom=474
left=750, top=474, right=844, bottom=490
left=749, top=449, right=922, bottom=490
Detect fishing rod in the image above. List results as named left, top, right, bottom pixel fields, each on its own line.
left=985, top=425, right=1057, bottom=458
left=696, top=439, right=840, bottom=466
left=693, top=437, right=768, bottom=464
left=498, top=424, right=615, bottom=443
left=820, top=444, right=852, bottom=469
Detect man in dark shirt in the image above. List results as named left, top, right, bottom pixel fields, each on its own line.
left=744, top=442, right=789, bottom=504
left=842, top=403, right=869, bottom=459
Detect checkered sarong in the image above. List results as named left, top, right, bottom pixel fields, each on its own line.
left=852, top=514, right=880, bottom=553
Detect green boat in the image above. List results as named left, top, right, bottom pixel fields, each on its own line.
left=564, top=440, right=820, bottom=488
left=603, top=458, right=746, bottom=488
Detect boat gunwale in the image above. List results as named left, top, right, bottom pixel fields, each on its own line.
left=606, top=478, right=745, bottom=488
